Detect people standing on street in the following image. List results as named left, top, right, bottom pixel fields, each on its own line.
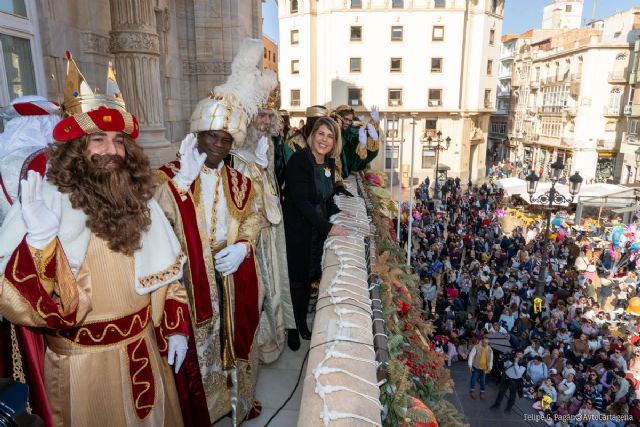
left=468, top=335, right=493, bottom=400
left=490, top=350, right=526, bottom=412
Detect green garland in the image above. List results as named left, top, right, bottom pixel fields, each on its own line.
left=363, top=177, right=467, bottom=427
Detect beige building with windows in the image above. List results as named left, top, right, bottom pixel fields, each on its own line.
left=507, top=7, right=640, bottom=184
left=278, top=0, right=504, bottom=183
left=0, top=0, right=263, bottom=166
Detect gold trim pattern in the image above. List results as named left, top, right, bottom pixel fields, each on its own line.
left=163, top=303, right=185, bottom=332
left=127, top=337, right=156, bottom=419
left=10, top=252, right=37, bottom=284
left=53, top=306, right=150, bottom=346
left=35, top=297, right=75, bottom=327
left=221, top=166, right=255, bottom=221
left=74, top=113, right=99, bottom=135
left=137, top=251, right=185, bottom=289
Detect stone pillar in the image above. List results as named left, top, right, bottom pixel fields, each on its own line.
left=109, top=0, right=173, bottom=166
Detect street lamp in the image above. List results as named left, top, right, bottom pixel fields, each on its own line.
left=425, top=130, right=451, bottom=199
left=527, top=160, right=582, bottom=297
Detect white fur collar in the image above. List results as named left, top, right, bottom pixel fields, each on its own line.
left=0, top=181, right=185, bottom=295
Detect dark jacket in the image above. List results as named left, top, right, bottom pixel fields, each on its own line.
left=283, top=147, right=340, bottom=282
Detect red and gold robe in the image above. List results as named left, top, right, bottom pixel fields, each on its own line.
left=0, top=228, right=188, bottom=426
left=155, top=161, right=263, bottom=425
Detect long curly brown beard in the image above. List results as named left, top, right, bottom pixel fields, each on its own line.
left=46, top=135, right=153, bottom=256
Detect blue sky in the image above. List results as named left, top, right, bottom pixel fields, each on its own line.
left=262, top=0, right=640, bottom=42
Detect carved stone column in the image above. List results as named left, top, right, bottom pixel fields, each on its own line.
left=109, top=0, right=172, bottom=166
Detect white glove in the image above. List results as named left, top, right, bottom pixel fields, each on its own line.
left=255, top=136, right=269, bottom=168
left=167, top=334, right=188, bottom=374
left=366, top=123, right=379, bottom=141
left=214, top=243, right=248, bottom=276
left=20, top=171, right=62, bottom=250
left=173, top=134, right=207, bottom=189
left=358, top=126, right=367, bottom=149
left=370, top=105, right=380, bottom=123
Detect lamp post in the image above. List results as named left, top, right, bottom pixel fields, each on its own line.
left=526, top=161, right=583, bottom=297
left=425, top=131, right=451, bottom=199
left=635, top=147, right=640, bottom=182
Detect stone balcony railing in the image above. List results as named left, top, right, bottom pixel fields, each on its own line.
left=297, top=176, right=383, bottom=427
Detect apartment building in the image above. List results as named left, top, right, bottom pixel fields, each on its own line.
left=506, top=7, right=640, bottom=184
left=262, top=35, right=278, bottom=72
left=278, top=0, right=504, bottom=183
left=487, top=34, right=516, bottom=164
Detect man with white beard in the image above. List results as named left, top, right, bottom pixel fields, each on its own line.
left=232, top=105, right=296, bottom=357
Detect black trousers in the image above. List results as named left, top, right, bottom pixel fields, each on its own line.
left=493, top=377, right=519, bottom=409
left=289, top=280, right=311, bottom=334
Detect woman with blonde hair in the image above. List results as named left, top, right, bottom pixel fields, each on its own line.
left=283, top=116, right=348, bottom=349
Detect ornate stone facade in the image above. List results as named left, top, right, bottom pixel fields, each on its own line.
left=36, top=0, right=262, bottom=167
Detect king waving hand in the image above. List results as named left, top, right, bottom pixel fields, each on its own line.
left=0, top=52, right=188, bottom=427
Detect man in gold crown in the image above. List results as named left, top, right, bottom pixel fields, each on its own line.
left=231, top=76, right=296, bottom=359
left=154, top=39, right=264, bottom=426
left=0, top=52, right=188, bottom=426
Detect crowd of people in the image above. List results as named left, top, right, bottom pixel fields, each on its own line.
left=402, top=177, right=640, bottom=426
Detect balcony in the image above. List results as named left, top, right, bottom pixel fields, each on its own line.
left=530, top=80, right=539, bottom=90
left=539, top=106, right=563, bottom=115
left=596, top=139, right=616, bottom=150
left=608, top=69, right=628, bottom=83
left=560, top=137, right=575, bottom=147
left=603, top=106, right=621, bottom=117
left=421, top=129, right=439, bottom=140
left=500, top=49, right=514, bottom=60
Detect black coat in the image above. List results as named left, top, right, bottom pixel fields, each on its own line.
left=283, top=147, right=340, bottom=283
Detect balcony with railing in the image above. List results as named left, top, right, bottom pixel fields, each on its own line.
left=608, top=68, right=628, bottom=83
left=560, top=137, right=575, bottom=147
left=603, top=106, right=621, bottom=117
left=497, top=87, right=510, bottom=97
left=500, top=47, right=514, bottom=60
left=539, top=105, right=563, bottom=115
left=596, top=138, right=616, bottom=150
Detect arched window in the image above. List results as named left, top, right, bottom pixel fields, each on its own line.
left=291, top=0, right=298, bottom=14
left=608, top=87, right=622, bottom=113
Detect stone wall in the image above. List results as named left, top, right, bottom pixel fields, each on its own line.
left=36, top=0, right=262, bottom=167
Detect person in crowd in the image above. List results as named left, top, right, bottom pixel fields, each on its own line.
left=468, top=335, right=493, bottom=400
left=490, top=349, right=526, bottom=412
left=0, top=53, right=187, bottom=426
left=283, top=116, right=349, bottom=344
left=154, top=39, right=266, bottom=424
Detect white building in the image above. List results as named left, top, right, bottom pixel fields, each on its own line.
left=487, top=34, right=516, bottom=165
left=278, top=0, right=504, bottom=183
left=542, top=0, right=584, bottom=30
left=508, top=7, right=640, bottom=184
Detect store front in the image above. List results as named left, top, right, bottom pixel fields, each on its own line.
left=595, top=152, right=616, bottom=183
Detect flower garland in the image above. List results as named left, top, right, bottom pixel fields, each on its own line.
left=363, top=173, right=466, bottom=427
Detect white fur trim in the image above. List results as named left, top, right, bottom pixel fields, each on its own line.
left=0, top=181, right=184, bottom=295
